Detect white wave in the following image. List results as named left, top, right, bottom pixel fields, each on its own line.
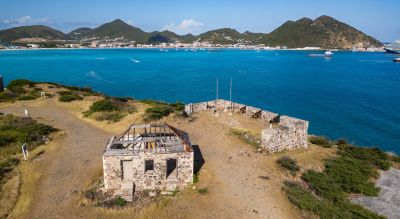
left=95, top=57, right=106, bottom=60
left=86, top=71, right=102, bottom=80
left=131, top=59, right=141, bottom=63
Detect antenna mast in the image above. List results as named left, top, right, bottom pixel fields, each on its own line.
left=216, top=77, right=219, bottom=101
left=229, top=78, right=232, bottom=109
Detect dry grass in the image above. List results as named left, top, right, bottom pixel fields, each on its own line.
left=8, top=132, right=63, bottom=219
left=0, top=170, right=20, bottom=218
left=8, top=148, right=44, bottom=218
left=0, top=86, right=340, bottom=219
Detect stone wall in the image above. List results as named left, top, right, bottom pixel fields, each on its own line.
left=185, top=99, right=309, bottom=153
left=261, top=116, right=309, bottom=152
left=103, top=151, right=193, bottom=199
left=185, top=99, right=278, bottom=122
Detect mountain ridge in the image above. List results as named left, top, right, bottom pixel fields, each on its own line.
left=0, top=16, right=383, bottom=48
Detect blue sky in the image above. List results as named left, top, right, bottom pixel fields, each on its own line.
left=0, top=0, right=399, bottom=42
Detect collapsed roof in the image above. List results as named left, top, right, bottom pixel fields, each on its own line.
left=105, top=123, right=192, bottom=155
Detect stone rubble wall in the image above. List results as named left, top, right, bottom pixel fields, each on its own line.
left=185, top=99, right=308, bottom=153
left=103, top=151, right=193, bottom=198
left=261, top=116, right=309, bottom=152
left=185, top=99, right=278, bottom=122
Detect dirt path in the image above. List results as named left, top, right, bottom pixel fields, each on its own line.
left=1, top=99, right=313, bottom=219
left=0, top=100, right=111, bottom=219
left=162, top=111, right=302, bottom=219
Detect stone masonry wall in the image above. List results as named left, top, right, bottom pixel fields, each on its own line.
left=185, top=99, right=309, bottom=153
left=103, top=151, right=193, bottom=197
left=261, top=116, right=309, bottom=152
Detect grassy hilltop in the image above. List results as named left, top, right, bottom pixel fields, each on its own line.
left=0, top=79, right=399, bottom=219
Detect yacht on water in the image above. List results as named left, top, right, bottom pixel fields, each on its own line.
left=308, top=50, right=334, bottom=57
left=385, top=48, right=400, bottom=54
left=394, top=58, right=400, bottom=62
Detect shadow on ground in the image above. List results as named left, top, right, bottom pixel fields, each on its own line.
left=192, top=145, right=205, bottom=174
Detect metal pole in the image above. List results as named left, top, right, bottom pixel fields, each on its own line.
left=216, top=77, right=219, bottom=101
left=230, top=78, right=232, bottom=109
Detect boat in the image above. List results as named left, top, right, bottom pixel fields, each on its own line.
left=385, top=48, right=400, bottom=54
left=394, top=58, right=400, bottom=62
left=308, top=50, right=333, bottom=57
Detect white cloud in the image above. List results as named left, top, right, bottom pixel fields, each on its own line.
left=126, top=19, right=134, bottom=25
left=162, top=19, right=204, bottom=35
left=2, top=16, right=49, bottom=25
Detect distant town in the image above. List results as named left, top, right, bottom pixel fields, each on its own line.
left=0, top=39, right=391, bottom=52
left=1, top=16, right=399, bottom=52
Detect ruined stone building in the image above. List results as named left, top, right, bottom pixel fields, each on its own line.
left=103, top=124, right=194, bottom=200
left=185, top=99, right=309, bottom=152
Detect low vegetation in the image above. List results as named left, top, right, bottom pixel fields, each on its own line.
left=283, top=137, right=398, bottom=218
left=197, top=188, right=208, bottom=195
left=0, top=115, right=57, bottom=184
left=0, top=79, right=41, bottom=102
left=140, top=99, right=184, bottom=122
left=229, top=128, right=260, bottom=149
left=308, top=136, right=335, bottom=148
left=0, top=114, right=57, bottom=218
left=192, top=173, right=199, bottom=184
left=57, top=90, right=83, bottom=102
left=276, top=156, right=299, bottom=175
left=84, top=98, right=136, bottom=123
left=0, top=79, right=100, bottom=103
left=114, top=196, right=127, bottom=207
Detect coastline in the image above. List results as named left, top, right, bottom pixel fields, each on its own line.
left=0, top=47, right=379, bottom=52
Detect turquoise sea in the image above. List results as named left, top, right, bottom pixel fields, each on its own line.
left=0, top=49, right=399, bottom=153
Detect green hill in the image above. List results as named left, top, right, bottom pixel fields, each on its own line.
left=261, top=16, right=382, bottom=49
left=67, top=27, right=92, bottom=40
left=0, top=16, right=383, bottom=48
left=196, top=28, right=245, bottom=44
left=84, top=19, right=149, bottom=42
left=0, top=25, right=67, bottom=42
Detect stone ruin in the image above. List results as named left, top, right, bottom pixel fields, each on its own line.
left=103, top=123, right=194, bottom=201
left=185, top=99, right=309, bottom=152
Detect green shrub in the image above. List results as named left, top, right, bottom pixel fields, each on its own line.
left=0, top=91, right=15, bottom=102
left=58, top=91, right=83, bottom=102
left=198, top=188, right=208, bottom=195
left=309, top=136, right=334, bottom=148
left=7, top=79, right=36, bottom=94
left=391, top=155, right=400, bottom=163
left=0, top=115, right=57, bottom=147
left=18, top=94, right=37, bottom=101
left=339, top=145, right=391, bottom=171
left=169, top=102, right=184, bottom=111
left=57, top=91, right=73, bottom=95
left=114, top=196, right=126, bottom=207
left=144, top=106, right=173, bottom=122
left=336, top=138, right=348, bottom=146
left=89, top=99, right=119, bottom=112
left=0, top=115, right=57, bottom=184
left=93, top=111, right=125, bottom=123
left=277, top=156, right=300, bottom=175
left=83, top=99, right=129, bottom=122
left=283, top=181, right=383, bottom=219
left=0, top=130, right=23, bottom=147
left=0, top=157, right=19, bottom=182
left=141, top=99, right=184, bottom=122
left=193, top=173, right=199, bottom=183
left=285, top=141, right=392, bottom=219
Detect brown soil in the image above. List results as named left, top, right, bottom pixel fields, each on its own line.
left=0, top=97, right=334, bottom=219
left=0, top=99, right=111, bottom=218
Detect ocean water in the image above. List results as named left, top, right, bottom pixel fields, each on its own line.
left=0, top=48, right=399, bottom=153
